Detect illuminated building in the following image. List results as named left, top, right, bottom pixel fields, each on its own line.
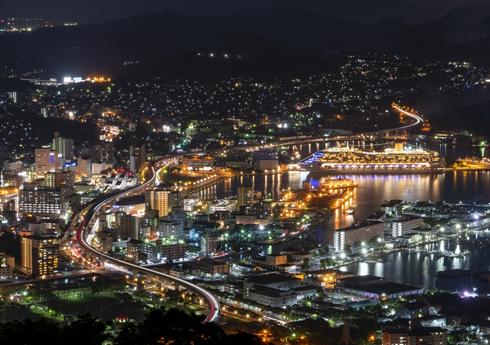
left=332, top=221, right=384, bottom=252
left=237, top=184, right=253, bottom=209
left=209, top=199, right=236, bottom=213
left=191, top=258, right=229, bottom=276
left=158, top=220, right=183, bottom=240
left=19, top=235, right=60, bottom=278
left=129, top=144, right=146, bottom=173
left=139, top=239, right=186, bottom=262
left=126, top=239, right=143, bottom=262
left=0, top=253, right=15, bottom=279
left=145, top=189, right=179, bottom=218
left=390, top=216, right=424, bottom=238
left=118, top=214, right=139, bottom=240
left=91, top=162, right=113, bottom=175
left=0, top=186, right=18, bottom=212
left=18, top=186, right=69, bottom=220
left=35, top=148, right=62, bottom=176
left=382, top=327, right=447, bottom=345
left=52, top=132, right=74, bottom=161
left=246, top=286, right=298, bottom=308
left=338, top=276, right=423, bottom=300
left=7, top=91, right=17, bottom=104
left=155, top=242, right=186, bottom=261
left=235, top=214, right=273, bottom=226
left=180, top=154, right=215, bottom=171
left=200, top=230, right=220, bottom=255
left=252, top=150, right=279, bottom=171
left=93, top=141, right=115, bottom=163
left=252, top=254, right=290, bottom=271
left=44, top=171, right=74, bottom=189
left=112, top=195, right=145, bottom=216
left=76, top=157, right=92, bottom=178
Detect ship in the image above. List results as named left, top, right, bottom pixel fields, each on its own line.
left=297, top=144, right=445, bottom=174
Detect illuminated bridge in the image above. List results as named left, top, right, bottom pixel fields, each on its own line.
left=240, top=102, right=424, bottom=153
left=72, top=154, right=220, bottom=323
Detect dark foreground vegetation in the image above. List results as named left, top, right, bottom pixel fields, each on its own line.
left=0, top=308, right=266, bottom=345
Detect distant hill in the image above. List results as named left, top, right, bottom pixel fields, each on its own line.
left=2, top=5, right=490, bottom=78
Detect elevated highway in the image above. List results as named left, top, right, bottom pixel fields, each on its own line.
left=72, top=154, right=220, bottom=323
left=69, top=103, right=423, bottom=324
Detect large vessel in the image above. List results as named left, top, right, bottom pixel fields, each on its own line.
left=295, top=144, right=445, bottom=174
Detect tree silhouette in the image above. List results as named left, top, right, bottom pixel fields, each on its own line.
left=0, top=308, right=266, bottom=345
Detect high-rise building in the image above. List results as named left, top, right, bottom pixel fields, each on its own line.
left=105, top=211, right=124, bottom=230
left=118, top=214, right=139, bottom=240
left=52, top=132, right=74, bottom=161
left=93, top=141, right=114, bottom=163
left=44, top=171, right=74, bottom=189
left=129, top=144, right=146, bottom=173
left=200, top=230, right=220, bottom=256
left=332, top=221, right=385, bottom=252
left=237, top=184, right=253, bottom=209
left=76, top=157, right=92, bottom=178
left=158, top=220, right=184, bottom=240
left=18, top=186, right=69, bottom=220
left=7, top=91, right=17, bottom=104
left=19, top=235, right=60, bottom=278
left=156, top=242, right=186, bottom=261
left=145, top=189, right=179, bottom=218
left=35, top=148, right=62, bottom=177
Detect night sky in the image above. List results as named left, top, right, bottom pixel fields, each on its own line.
left=0, top=0, right=478, bottom=24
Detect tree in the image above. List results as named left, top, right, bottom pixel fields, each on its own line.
left=61, top=314, right=110, bottom=345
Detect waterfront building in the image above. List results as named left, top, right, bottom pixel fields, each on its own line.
left=252, top=150, right=279, bottom=171
left=237, top=184, right=253, bottom=209
left=180, top=154, right=215, bottom=171
left=338, top=275, right=424, bottom=300
left=332, top=221, right=385, bottom=252
left=390, top=215, right=424, bottom=238
left=209, top=199, right=236, bottom=213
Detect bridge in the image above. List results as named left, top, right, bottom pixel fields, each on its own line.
left=69, top=102, right=423, bottom=324
left=72, top=155, right=220, bottom=323
left=238, top=102, right=424, bottom=153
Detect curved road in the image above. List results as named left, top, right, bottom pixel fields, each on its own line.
left=242, top=102, right=424, bottom=151
left=73, top=156, right=220, bottom=323
left=70, top=102, right=422, bottom=324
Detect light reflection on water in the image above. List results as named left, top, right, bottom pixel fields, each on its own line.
left=206, top=170, right=490, bottom=289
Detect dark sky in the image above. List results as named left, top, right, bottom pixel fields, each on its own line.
left=0, top=0, right=483, bottom=24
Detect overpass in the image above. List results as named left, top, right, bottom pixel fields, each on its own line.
left=69, top=103, right=422, bottom=324
left=72, top=154, right=220, bottom=323
left=238, top=103, right=424, bottom=152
